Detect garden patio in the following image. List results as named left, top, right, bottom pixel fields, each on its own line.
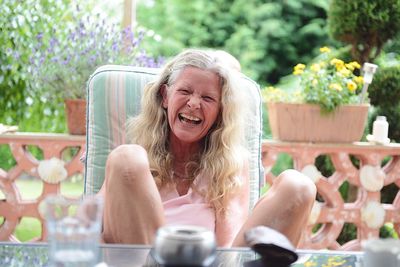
left=1, top=0, right=400, bottom=256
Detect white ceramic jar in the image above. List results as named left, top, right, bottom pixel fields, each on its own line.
left=372, top=116, right=389, bottom=143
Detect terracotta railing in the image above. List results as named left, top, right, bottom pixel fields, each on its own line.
left=0, top=132, right=85, bottom=241
left=1, top=133, right=400, bottom=250
left=262, top=140, right=400, bottom=250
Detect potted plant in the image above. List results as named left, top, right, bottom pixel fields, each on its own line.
left=264, top=47, right=370, bottom=143
left=28, top=6, right=163, bottom=135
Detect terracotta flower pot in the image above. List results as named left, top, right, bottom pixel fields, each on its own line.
left=266, top=102, right=369, bottom=143
left=65, top=99, right=86, bottom=135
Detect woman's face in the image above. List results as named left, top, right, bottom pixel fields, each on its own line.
left=162, top=66, right=222, bottom=144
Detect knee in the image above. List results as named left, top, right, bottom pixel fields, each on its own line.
left=274, top=169, right=316, bottom=207
left=106, top=144, right=150, bottom=183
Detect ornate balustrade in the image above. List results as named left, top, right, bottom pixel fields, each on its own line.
left=1, top=133, right=400, bottom=250
left=0, top=133, right=85, bottom=241
left=262, top=140, right=400, bottom=250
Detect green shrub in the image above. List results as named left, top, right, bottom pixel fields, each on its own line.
left=0, top=1, right=162, bottom=131
left=0, top=0, right=69, bottom=125
left=0, top=0, right=93, bottom=129
left=369, top=64, right=400, bottom=107
left=328, top=0, right=400, bottom=64
left=337, top=223, right=357, bottom=245
left=380, top=223, right=399, bottom=239
left=137, top=0, right=334, bottom=85
left=339, top=223, right=399, bottom=245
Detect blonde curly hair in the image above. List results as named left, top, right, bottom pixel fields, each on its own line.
left=127, top=49, right=248, bottom=214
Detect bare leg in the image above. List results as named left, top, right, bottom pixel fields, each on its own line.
left=232, top=169, right=316, bottom=247
left=100, top=144, right=165, bottom=244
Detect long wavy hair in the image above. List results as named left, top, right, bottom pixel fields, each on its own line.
left=127, top=49, right=248, bottom=214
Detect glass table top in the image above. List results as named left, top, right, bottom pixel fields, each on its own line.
left=0, top=242, right=363, bottom=267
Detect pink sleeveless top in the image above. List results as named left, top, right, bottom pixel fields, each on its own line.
left=159, top=175, right=215, bottom=232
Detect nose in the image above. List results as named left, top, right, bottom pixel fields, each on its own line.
left=187, top=95, right=200, bottom=109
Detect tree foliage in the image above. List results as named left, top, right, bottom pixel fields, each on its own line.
left=327, top=0, right=400, bottom=141
left=137, top=0, right=333, bottom=85
left=0, top=0, right=159, bottom=131
left=328, top=0, right=400, bottom=64
left=368, top=64, right=400, bottom=141
left=0, top=0, right=84, bottom=130
left=0, top=0, right=68, bottom=125
left=369, top=65, right=400, bottom=107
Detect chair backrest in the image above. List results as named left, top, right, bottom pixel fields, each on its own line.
left=84, top=65, right=263, bottom=209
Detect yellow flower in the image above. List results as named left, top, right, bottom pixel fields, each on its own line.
left=326, top=257, right=347, bottom=266
left=330, top=58, right=339, bottom=65
left=347, top=81, right=357, bottom=92
left=284, top=50, right=364, bottom=113
left=293, top=69, right=304, bottom=75
left=311, top=63, right=321, bottom=72
left=330, top=58, right=345, bottom=70
left=339, top=68, right=351, bottom=77
left=329, top=83, right=342, bottom=91
left=304, top=261, right=317, bottom=267
left=354, top=76, right=364, bottom=85
left=349, top=61, right=361, bottom=69
left=345, top=63, right=355, bottom=71
left=294, top=63, right=305, bottom=70
left=319, top=46, right=331, bottom=53
left=293, top=63, right=306, bottom=75
left=263, top=86, right=289, bottom=103
left=292, top=90, right=304, bottom=102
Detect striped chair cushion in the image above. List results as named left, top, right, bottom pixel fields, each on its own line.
left=84, top=65, right=263, bottom=209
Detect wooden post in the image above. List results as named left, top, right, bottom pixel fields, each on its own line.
left=122, top=0, right=136, bottom=29
left=122, top=0, right=136, bottom=54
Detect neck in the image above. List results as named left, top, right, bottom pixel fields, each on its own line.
left=169, top=135, right=203, bottom=181
left=169, top=135, right=201, bottom=163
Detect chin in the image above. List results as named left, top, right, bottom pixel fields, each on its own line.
left=173, top=131, right=206, bottom=144
left=177, top=135, right=203, bottom=144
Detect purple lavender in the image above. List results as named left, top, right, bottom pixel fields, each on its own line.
left=28, top=8, right=164, bottom=100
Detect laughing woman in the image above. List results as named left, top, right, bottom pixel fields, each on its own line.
left=98, top=49, right=316, bottom=247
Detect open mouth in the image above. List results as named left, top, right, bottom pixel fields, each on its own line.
left=178, top=113, right=202, bottom=125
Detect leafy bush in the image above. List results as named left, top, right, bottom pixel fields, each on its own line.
left=367, top=63, right=400, bottom=141
left=137, top=0, right=334, bottom=85
left=0, top=0, right=163, bottom=132
left=0, top=0, right=70, bottom=125
left=328, top=0, right=400, bottom=64
left=0, top=0, right=102, bottom=130
left=368, top=65, right=400, bottom=107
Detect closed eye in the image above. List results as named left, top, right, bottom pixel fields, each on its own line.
left=178, top=89, right=190, bottom=95
left=202, top=96, right=215, bottom=102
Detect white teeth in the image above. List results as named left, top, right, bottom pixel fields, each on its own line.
left=180, top=113, right=201, bottom=121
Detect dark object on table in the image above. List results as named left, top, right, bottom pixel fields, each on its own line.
left=243, top=226, right=298, bottom=267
